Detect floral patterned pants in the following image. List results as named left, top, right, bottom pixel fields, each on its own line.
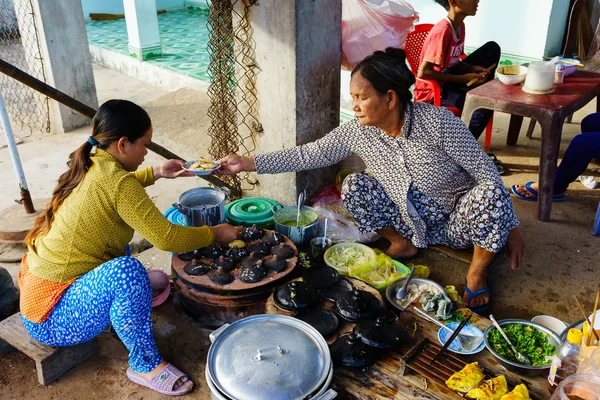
left=341, top=173, right=519, bottom=252
left=22, top=256, right=162, bottom=373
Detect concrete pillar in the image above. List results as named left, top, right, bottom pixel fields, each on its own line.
left=124, top=0, right=163, bottom=61
left=15, top=0, right=98, bottom=134
left=241, top=0, right=342, bottom=206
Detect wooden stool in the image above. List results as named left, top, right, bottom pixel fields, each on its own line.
left=0, top=312, right=99, bottom=385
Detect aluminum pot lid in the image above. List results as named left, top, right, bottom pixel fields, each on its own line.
left=207, top=314, right=331, bottom=400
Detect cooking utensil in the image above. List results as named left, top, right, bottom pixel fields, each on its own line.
left=329, top=333, right=376, bottom=367
left=430, top=313, right=471, bottom=365
left=414, top=307, right=483, bottom=352
left=543, top=56, right=584, bottom=67
left=173, top=187, right=230, bottom=227
left=484, top=319, right=560, bottom=377
left=574, top=296, right=600, bottom=342
left=272, top=204, right=320, bottom=245
left=297, top=189, right=306, bottom=226
left=206, top=315, right=337, bottom=400
left=588, top=291, right=600, bottom=345
left=395, top=266, right=415, bottom=300
left=546, top=55, right=560, bottom=65
left=354, top=316, right=402, bottom=349
left=489, top=314, right=531, bottom=365
left=322, top=218, right=328, bottom=247
left=466, top=63, right=497, bottom=87
left=401, top=337, right=430, bottom=364
left=386, top=277, right=446, bottom=311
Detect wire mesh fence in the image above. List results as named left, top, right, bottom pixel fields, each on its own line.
left=206, top=0, right=260, bottom=198
left=0, top=0, right=49, bottom=136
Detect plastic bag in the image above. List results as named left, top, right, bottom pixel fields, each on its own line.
left=349, top=253, right=409, bottom=291
left=310, top=183, right=379, bottom=243
left=342, top=0, right=419, bottom=71
left=312, top=204, right=379, bottom=243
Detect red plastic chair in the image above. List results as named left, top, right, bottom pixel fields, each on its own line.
left=405, top=24, right=494, bottom=151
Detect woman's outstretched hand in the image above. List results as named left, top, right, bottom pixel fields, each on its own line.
left=153, top=159, right=194, bottom=180
left=215, top=155, right=256, bottom=175
left=210, top=224, right=244, bottom=244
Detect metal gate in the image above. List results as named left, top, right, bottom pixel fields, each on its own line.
left=0, top=0, right=49, bottom=136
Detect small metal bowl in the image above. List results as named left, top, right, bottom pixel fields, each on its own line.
left=483, top=318, right=561, bottom=377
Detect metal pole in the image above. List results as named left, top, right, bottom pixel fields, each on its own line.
left=0, top=58, right=241, bottom=197
left=0, top=89, right=35, bottom=213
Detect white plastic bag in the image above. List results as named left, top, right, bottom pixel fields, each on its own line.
left=342, top=0, right=419, bottom=71
left=313, top=204, right=380, bottom=244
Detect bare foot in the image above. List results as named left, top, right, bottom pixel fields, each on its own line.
left=136, top=360, right=190, bottom=390
left=385, top=239, right=417, bottom=259
left=462, top=272, right=489, bottom=308
left=514, top=182, right=538, bottom=199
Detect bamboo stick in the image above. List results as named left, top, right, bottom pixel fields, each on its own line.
left=466, top=63, right=497, bottom=87
left=574, top=296, right=600, bottom=342
left=589, top=291, right=600, bottom=346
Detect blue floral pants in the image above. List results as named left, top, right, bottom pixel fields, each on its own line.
left=341, top=174, right=519, bottom=252
left=22, top=256, right=162, bottom=373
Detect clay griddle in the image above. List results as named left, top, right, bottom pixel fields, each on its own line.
left=172, top=230, right=298, bottom=293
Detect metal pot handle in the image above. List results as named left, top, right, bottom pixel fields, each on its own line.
left=172, top=203, right=188, bottom=215
left=209, top=323, right=230, bottom=343
left=313, top=389, right=337, bottom=400
left=219, top=187, right=231, bottom=201
left=271, top=203, right=284, bottom=213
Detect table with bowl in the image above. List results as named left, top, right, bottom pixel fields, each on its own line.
left=462, top=68, right=600, bottom=221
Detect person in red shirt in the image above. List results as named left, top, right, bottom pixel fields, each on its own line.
left=415, top=0, right=500, bottom=140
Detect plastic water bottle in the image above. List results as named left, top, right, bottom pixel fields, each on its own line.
left=555, top=63, right=565, bottom=84
left=548, top=328, right=583, bottom=391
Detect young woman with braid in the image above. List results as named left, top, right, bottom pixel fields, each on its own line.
left=19, top=100, right=241, bottom=396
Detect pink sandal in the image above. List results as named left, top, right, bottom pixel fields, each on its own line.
left=127, top=363, right=193, bottom=396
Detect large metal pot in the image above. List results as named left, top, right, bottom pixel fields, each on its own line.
left=173, top=187, right=230, bottom=227
left=272, top=204, right=320, bottom=245
left=206, top=314, right=337, bottom=400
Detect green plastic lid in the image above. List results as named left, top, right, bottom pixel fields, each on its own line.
left=225, top=197, right=281, bottom=228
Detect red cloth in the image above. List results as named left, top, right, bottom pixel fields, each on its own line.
left=414, top=19, right=465, bottom=103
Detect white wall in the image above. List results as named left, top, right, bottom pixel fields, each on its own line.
left=407, top=0, right=569, bottom=58
left=81, top=0, right=185, bottom=18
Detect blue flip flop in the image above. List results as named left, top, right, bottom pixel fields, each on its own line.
left=464, top=285, right=490, bottom=315
left=511, top=182, right=566, bottom=202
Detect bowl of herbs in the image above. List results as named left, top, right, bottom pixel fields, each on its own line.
left=484, top=319, right=560, bottom=376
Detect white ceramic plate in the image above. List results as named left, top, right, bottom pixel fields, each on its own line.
left=183, top=160, right=221, bottom=176
left=437, top=322, right=485, bottom=355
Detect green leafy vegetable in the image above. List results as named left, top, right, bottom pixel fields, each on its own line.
left=488, top=323, right=555, bottom=366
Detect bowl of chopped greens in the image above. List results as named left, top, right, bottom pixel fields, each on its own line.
left=484, top=319, right=561, bottom=376
left=323, top=242, right=376, bottom=276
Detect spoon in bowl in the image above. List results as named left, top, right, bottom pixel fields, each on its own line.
left=489, top=314, right=531, bottom=365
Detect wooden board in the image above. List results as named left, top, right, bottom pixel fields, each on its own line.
left=265, top=276, right=552, bottom=399
left=0, top=313, right=98, bottom=385
left=329, top=307, right=553, bottom=400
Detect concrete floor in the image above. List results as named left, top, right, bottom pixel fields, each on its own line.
left=1, top=64, right=599, bottom=399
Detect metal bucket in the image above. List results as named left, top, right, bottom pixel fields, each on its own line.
left=173, top=187, right=230, bottom=227
left=272, top=204, right=319, bottom=245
